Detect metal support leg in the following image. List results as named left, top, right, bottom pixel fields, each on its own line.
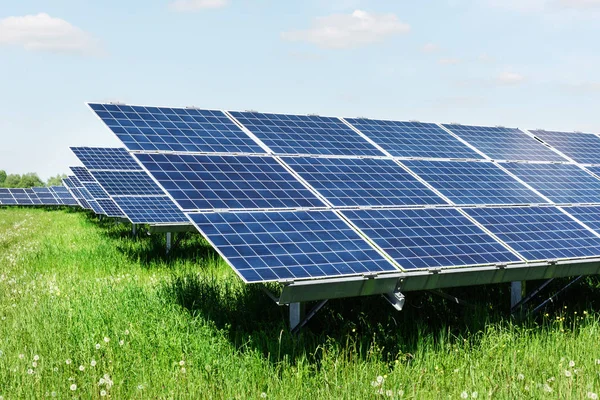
left=511, top=281, right=523, bottom=309
left=166, top=232, right=172, bottom=255
left=290, top=300, right=328, bottom=334
left=132, top=224, right=137, bottom=236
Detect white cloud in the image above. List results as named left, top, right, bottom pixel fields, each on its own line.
left=421, top=43, right=439, bottom=53
left=0, top=13, right=100, bottom=55
left=438, top=57, right=460, bottom=65
left=169, top=0, right=229, bottom=12
left=498, top=71, right=525, bottom=85
left=281, top=10, right=410, bottom=49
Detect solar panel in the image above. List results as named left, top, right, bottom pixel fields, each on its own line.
left=230, top=111, right=384, bottom=157
left=113, top=196, right=189, bottom=224
left=443, top=124, right=566, bottom=162
left=0, top=188, right=16, bottom=205
left=283, top=156, right=448, bottom=207
left=502, top=163, right=600, bottom=204
left=25, top=189, right=43, bottom=205
left=71, top=166, right=95, bottom=183
left=402, top=160, right=546, bottom=205
left=83, top=182, right=110, bottom=199
left=561, top=206, right=600, bottom=233
left=88, top=200, right=105, bottom=215
left=49, top=186, right=78, bottom=206
left=71, top=147, right=142, bottom=170
left=134, top=153, right=326, bottom=211
left=91, top=170, right=165, bottom=196
left=96, top=199, right=126, bottom=217
left=88, top=103, right=264, bottom=154
left=344, top=118, right=484, bottom=159
left=342, top=208, right=521, bottom=270
left=464, top=206, right=600, bottom=261
left=11, top=189, right=33, bottom=205
left=531, top=130, right=600, bottom=165
left=32, top=187, right=60, bottom=205
left=187, top=210, right=398, bottom=283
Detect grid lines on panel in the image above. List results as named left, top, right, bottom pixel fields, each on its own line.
left=444, top=124, right=566, bottom=162
left=91, top=170, right=165, bottom=196
left=135, top=153, right=326, bottom=211
left=345, top=118, right=484, bottom=159
left=89, top=103, right=264, bottom=154
left=561, top=206, right=600, bottom=232
left=83, top=182, right=110, bottom=199
left=96, top=199, right=126, bottom=217
left=342, top=208, right=521, bottom=270
left=502, top=163, right=600, bottom=204
left=402, top=160, right=546, bottom=205
left=113, top=196, right=190, bottom=224
left=0, top=188, right=16, bottom=205
left=32, top=187, right=60, bottom=204
left=465, top=206, right=600, bottom=261
left=283, top=156, right=448, bottom=207
left=188, top=210, right=397, bottom=283
left=11, top=189, right=33, bottom=205
left=71, top=147, right=142, bottom=170
left=49, top=186, right=78, bottom=206
left=531, top=130, right=600, bottom=165
left=230, top=111, right=384, bottom=157
left=88, top=200, right=105, bottom=215
left=71, top=167, right=95, bottom=183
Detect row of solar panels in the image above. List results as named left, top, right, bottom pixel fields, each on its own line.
left=0, top=186, right=78, bottom=206
left=89, top=103, right=600, bottom=165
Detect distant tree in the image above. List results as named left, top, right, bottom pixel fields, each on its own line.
left=46, top=174, right=67, bottom=187
left=0, top=170, right=6, bottom=186
left=4, top=174, right=22, bottom=188
left=18, top=173, right=45, bottom=188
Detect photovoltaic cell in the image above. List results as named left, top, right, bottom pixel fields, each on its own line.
left=531, top=130, right=600, bottom=165
left=91, top=170, right=165, bottom=196
left=283, top=156, right=448, bottom=207
left=464, top=206, right=600, bottom=261
left=113, top=196, right=189, bottom=224
left=443, top=124, right=566, bottom=162
left=33, top=187, right=60, bottom=205
left=342, top=208, right=521, bottom=270
left=134, top=153, right=326, bottom=211
left=49, top=186, right=78, bottom=206
left=71, top=167, right=95, bottom=183
left=88, top=200, right=105, bottom=215
left=11, top=189, right=33, bottom=205
left=344, top=118, right=484, bottom=159
left=0, top=188, right=16, bottom=205
left=83, top=182, right=110, bottom=199
left=402, top=160, right=546, bottom=205
left=96, top=199, right=126, bottom=217
left=71, top=147, right=142, bottom=171
left=561, top=206, right=600, bottom=233
left=88, top=103, right=264, bottom=154
left=230, top=111, right=384, bottom=157
left=187, top=210, right=397, bottom=283
left=502, top=163, right=600, bottom=204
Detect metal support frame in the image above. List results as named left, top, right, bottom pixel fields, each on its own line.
left=166, top=232, right=172, bottom=255
left=530, top=276, right=583, bottom=316
left=511, top=281, right=523, bottom=309
left=132, top=224, right=137, bottom=236
left=511, top=278, right=554, bottom=313
left=428, top=289, right=475, bottom=308
left=290, top=300, right=328, bottom=334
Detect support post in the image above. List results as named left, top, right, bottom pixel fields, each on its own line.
left=132, top=224, right=137, bottom=236
left=289, top=302, right=305, bottom=331
left=511, top=281, right=523, bottom=309
left=166, top=232, right=172, bottom=255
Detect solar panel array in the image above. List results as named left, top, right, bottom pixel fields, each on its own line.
left=0, top=186, right=77, bottom=206
left=83, top=102, right=600, bottom=284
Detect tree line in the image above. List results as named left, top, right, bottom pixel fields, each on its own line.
left=0, top=170, right=67, bottom=188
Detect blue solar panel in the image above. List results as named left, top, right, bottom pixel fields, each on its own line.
left=531, top=130, right=600, bottom=165
left=230, top=111, right=383, bottom=157
left=10, top=189, right=33, bottom=205
left=0, top=189, right=15, bottom=205
left=444, top=124, right=566, bottom=162
left=32, top=187, right=60, bottom=205
left=188, top=210, right=397, bottom=283
left=113, top=196, right=189, bottom=224
left=91, top=170, right=164, bottom=196
left=135, top=153, right=326, bottom=211
left=342, top=208, right=521, bottom=270
left=502, top=163, right=600, bottom=204
left=71, top=167, right=95, bottom=183
left=71, top=147, right=142, bottom=170
left=344, top=118, right=484, bottom=159
left=49, top=186, right=78, bottom=206
left=82, top=182, right=110, bottom=199
left=96, top=199, right=126, bottom=217
left=283, top=156, right=448, bottom=207
left=88, top=103, right=264, bottom=154
left=561, top=206, right=600, bottom=233
left=88, top=200, right=105, bottom=215
left=402, top=160, right=546, bottom=205
left=464, top=206, right=600, bottom=261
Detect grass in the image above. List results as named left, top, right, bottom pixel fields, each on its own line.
left=1, top=208, right=600, bottom=398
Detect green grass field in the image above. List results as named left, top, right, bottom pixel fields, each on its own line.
left=2, top=208, right=600, bottom=399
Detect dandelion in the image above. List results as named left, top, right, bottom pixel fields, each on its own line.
left=91, top=360, right=97, bottom=367
left=569, top=360, right=576, bottom=367
left=100, top=390, right=107, bottom=397
left=543, top=384, right=552, bottom=393
left=33, top=355, right=39, bottom=361
left=66, top=359, right=71, bottom=365
left=179, top=360, right=185, bottom=366
left=99, top=378, right=105, bottom=385
left=70, top=384, right=77, bottom=391
left=547, top=377, right=555, bottom=382
left=51, top=393, right=56, bottom=397
left=124, top=329, right=130, bottom=335
left=398, top=389, right=404, bottom=396
left=471, top=392, right=478, bottom=399
left=371, top=381, right=379, bottom=387
left=260, top=393, right=267, bottom=399
left=386, top=389, right=393, bottom=397
left=376, top=376, right=384, bottom=384
left=181, top=367, right=186, bottom=374
left=137, top=384, right=144, bottom=390
left=95, top=344, right=101, bottom=350
left=19, top=354, right=24, bottom=359
left=461, top=392, right=468, bottom=399
left=565, top=370, right=572, bottom=377
left=517, top=373, right=524, bottom=381
left=27, top=368, right=34, bottom=375
left=119, top=340, right=124, bottom=346
left=588, top=393, right=599, bottom=400
left=53, top=367, right=58, bottom=372
left=596, top=359, right=600, bottom=365
left=79, top=365, right=85, bottom=371
left=103, top=337, right=110, bottom=343
left=32, top=361, right=37, bottom=368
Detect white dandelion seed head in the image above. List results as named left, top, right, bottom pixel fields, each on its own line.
left=125, top=329, right=130, bottom=335
left=33, top=355, right=39, bottom=361
left=588, top=393, right=599, bottom=400
left=596, top=359, right=600, bottom=365
left=543, top=384, right=552, bottom=393
left=260, top=393, right=267, bottom=399
left=95, top=344, right=101, bottom=350
left=32, top=361, right=37, bottom=368
left=79, top=365, right=85, bottom=371
left=461, top=391, right=468, bottom=399
left=137, top=384, right=144, bottom=390
left=53, top=367, right=58, bottom=372
left=100, top=390, right=107, bottom=397
left=386, top=389, right=393, bottom=397
left=371, top=381, right=379, bottom=387
left=27, top=368, right=34, bottom=375
left=103, top=337, right=110, bottom=343
left=70, top=384, right=77, bottom=391
left=19, top=354, right=24, bottom=359
left=547, top=377, right=555, bottom=382
left=51, top=393, right=57, bottom=398
left=376, top=375, right=384, bottom=384
left=517, top=373, right=524, bottom=381
left=564, top=370, right=572, bottom=377
left=119, top=340, right=124, bottom=346
left=65, top=359, right=71, bottom=365
left=398, top=389, right=404, bottom=396
left=179, top=360, right=185, bottom=366
left=91, top=360, right=97, bottom=367
left=181, top=367, right=186, bottom=374
left=99, top=378, right=105, bottom=385
left=569, top=360, right=576, bottom=367
left=471, top=392, right=478, bottom=399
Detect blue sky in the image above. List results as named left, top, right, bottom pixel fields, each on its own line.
left=1, top=0, right=599, bottom=179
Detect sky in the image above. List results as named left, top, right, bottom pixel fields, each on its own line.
left=0, top=0, right=599, bottom=179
